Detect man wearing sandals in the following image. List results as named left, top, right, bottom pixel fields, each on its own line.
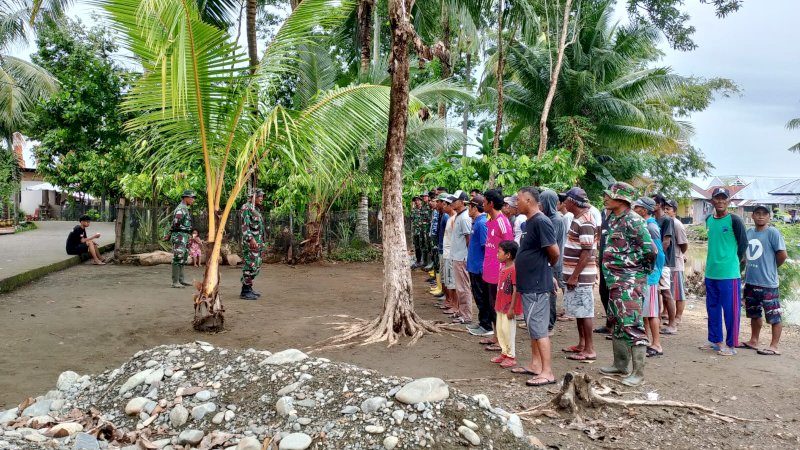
left=703, top=188, right=748, bottom=356
left=512, top=186, right=560, bottom=387
left=599, top=183, right=655, bottom=387
left=739, top=205, right=787, bottom=356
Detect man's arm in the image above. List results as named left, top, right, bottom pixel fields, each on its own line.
left=566, top=248, right=591, bottom=288
left=545, top=244, right=560, bottom=267
left=731, top=214, right=748, bottom=263
left=777, top=250, right=788, bottom=268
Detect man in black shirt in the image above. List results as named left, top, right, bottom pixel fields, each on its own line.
left=66, top=215, right=105, bottom=265
left=652, top=194, right=676, bottom=333
left=510, top=186, right=560, bottom=387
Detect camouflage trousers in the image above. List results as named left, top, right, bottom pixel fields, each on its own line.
left=241, top=245, right=263, bottom=286
left=608, top=280, right=649, bottom=346
left=171, top=232, right=190, bottom=266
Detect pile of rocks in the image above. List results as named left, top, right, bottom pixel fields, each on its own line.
left=0, top=343, right=536, bottom=449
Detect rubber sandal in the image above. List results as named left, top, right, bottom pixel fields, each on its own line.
left=756, top=348, right=781, bottom=356
left=660, top=328, right=678, bottom=335
left=737, top=342, right=758, bottom=350
left=500, top=358, right=517, bottom=368
left=510, top=367, right=538, bottom=375
left=646, top=346, right=663, bottom=357
left=526, top=377, right=556, bottom=387
left=593, top=327, right=610, bottom=334
left=561, top=345, right=583, bottom=353
left=566, top=353, right=596, bottom=361
left=717, top=347, right=737, bottom=356
left=699, top=343, right=721, bottom=351
left=479, top=338, right=495, bottom=345
left=484, top=344, right=502, bottom=351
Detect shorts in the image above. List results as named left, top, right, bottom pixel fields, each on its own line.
left=642, top=284, right=660, bottom=318
left=564, top=285, right=595, bottom=318
left=442, top=258, right=455, bottom=290
left=66, top=244, right=89, bottom=256
left=658, top=266, right=671, bottom=290
left=744, top=284, right=781, bottom=325
left=521, top=292, right=550, bottom=339
left=671, top=270, right=685, bottom=301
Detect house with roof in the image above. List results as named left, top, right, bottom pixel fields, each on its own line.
left=687, top=176, right=800, bottom=224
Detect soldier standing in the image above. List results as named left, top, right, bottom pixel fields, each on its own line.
left=599, top=182, right=656, bottom=387
left=239, top=189, right=265, bottom=300
left=410, top=196, right=422, bottom=268
left=419, top=192, right=433, bottom=271
left=171, top=190, right=196, bottom=288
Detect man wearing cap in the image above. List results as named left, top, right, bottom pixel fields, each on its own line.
left=440, top=194, right=458, bottom=313
left=410, top=196, right=423, bottom=269
left=664, top=200, right=689, bottom=326
left=633, top=197, right=665, bottom=357
left=239, top=189, right=266, bottom=300
left=703, top=187, right=748, bottom=356
left=561, top=188, right=598, bottom=361
left=170, top=190, right=196, bottom=288
left=466, top=194, right=492, bottom=336
left=450, top=190, right=475, bottom=324
left=431, top=192, right=450, bottom=298
left=740, top=205, right=788, bottom=355
left=652, top=194, right=677, bottom=334
left=503, top=195, right=525, bottom=244
left=599, top=182, right=655, bottom=386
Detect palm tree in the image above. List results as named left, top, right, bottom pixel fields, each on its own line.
left=787, top=117, right=800, bottom=152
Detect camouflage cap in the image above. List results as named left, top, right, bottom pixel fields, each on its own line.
left=181, top=189, right=197, bottom=198
left=252, top=188, right=265, bottom=197
left=603, top=182, right=637, bottom=205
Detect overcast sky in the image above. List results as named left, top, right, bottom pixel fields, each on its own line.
left=14, top=1, right=800, bottom=179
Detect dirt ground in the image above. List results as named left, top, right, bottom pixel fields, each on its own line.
left=1, top=261, right=799, bottom=449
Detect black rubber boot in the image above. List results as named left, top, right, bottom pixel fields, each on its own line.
left=240, top=285, right=258, bottom=300
left=251, top=287, right=262, bottom=298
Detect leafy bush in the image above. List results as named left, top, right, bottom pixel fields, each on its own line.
left=687, top=224, right=707, bottom=241
left=15, top=222, right=38, bottom=233
left=328, top=246, right=382, bottom=263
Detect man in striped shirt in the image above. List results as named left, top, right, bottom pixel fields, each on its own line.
left=560, top=187, right=599, bottom=361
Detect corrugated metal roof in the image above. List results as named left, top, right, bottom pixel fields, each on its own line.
left=771, top=179, right=800, bottom=195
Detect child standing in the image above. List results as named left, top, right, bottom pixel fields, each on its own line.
left=189, top=229, right=204, bottom=267
left=491, top=240, right=521, bottom=369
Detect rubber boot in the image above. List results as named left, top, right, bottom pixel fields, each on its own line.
left=240, top=285, right=258, bottom=300
left=600, top=338, right=630, bottom=376
left=178, top=265, right=192, bottom=286
left=430, top=274, right=443, bottom=296
left=621, top=345, right=646, bottom=386
left=251, top=287, right=262, bottom=298
left=171, top=265, right=185, bottom=288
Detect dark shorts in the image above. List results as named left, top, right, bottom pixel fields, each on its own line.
left=67, top=244, right=89, bottom=256
left=521, top=292, right=551, bottom=339
left=744, top=284, right=781, bottom=325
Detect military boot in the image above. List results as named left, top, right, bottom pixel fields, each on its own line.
left=240, top=285, right=258, bottom=300
left=178, top=265, right=192, bottom=286
left=171, top=265, right=185, bottom=288
left=600, top=337, right=630, bottom=376
left=430, top=274, right=443, bottom=296
left=251, top=287, right=262, bottom=298
left=621, top=345, right=646, bottom=386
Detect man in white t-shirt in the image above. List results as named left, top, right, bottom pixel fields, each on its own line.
left=665, top=200, right=689, bottom=327
left=503, top=195, right=526, bottom=244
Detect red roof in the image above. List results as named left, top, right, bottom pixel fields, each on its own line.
left=692, top=184, right=747, bottom=200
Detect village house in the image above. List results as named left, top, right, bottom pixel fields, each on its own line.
left=688, top=176, right=800, bottom=224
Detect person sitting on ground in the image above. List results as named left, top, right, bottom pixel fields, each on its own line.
left=740, top=205, right=788, bottom=356
left=65, top=215, right=106, bottom=265
left=491, top=240, right=521, bottom=369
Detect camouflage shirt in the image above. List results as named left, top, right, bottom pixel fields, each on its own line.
left=239, top=202, right=264, bottom=244
left=410, top=206, right=422, bottom=236
left=420, top=203, right=431, bottom=231
left=171, top=203, right=192, bottom=233
left=602, top=208, right=655, bottom=285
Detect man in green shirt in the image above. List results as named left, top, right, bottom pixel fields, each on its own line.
left=239, top=189, right=265, bottom=300
left=703, top=187, right=748, bottom=356
left=170, top=190, right=196, bottom=288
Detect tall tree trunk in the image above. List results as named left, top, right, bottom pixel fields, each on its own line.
left=358, top=0, right=374, bottom=74
left=298, top=201, right=324, bottom=262
left=461, top=52, right=471, bottom=156
left=488, top=0, right=504, bottom=188
left=355, top=146, right=370, bottom=243
left=537, top=0, right=574, bottom=159
left=246, top=0, right=258, bottom=73
left=372, top=4, right=380, bottom=66
left=437, top=2, right=451, bottom=119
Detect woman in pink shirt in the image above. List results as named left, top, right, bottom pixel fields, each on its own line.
left=481, top=190, right=515, bottom=347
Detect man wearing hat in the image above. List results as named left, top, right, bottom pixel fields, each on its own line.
left=503, top=195, right=525, bottom=244
left=599, top=182, right=655, bottom=386
left=170, top=190, right=196, bottom=288
left=238, top=189, right=266, bottom=300
left=740, top=205, right=788, bottom=355
left=702, top=187, right=747, bottom=356
left=449, top=190, right=475, bottom=324
left=632, top=197, right=665, bottom=358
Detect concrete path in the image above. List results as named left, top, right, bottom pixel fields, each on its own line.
left=0, top=221, right=115, bottom=293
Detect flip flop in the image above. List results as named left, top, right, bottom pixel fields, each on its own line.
left=526, top=377, right=557, bottom=387
left=646, top=347, right=663, bottom=357
left=737, top=342, right=758, bottom=350
left=699, top=343, right=721, bottom=352
left=479, top=338, right=495, bottom=345
left=561, top=345, right=583, bottom=353
left=757, top=348, right=781, bottom=356
left=592, top=327, right=610, bottom=334
left=566, top=353, right=596, bottom=361
left=484, top=344, right=502, bottom=351
left=717, top=348, right=737, bottom=356
left=510, top=367, right=538, bottom=375
left=660, top=328, right=678, bottom=335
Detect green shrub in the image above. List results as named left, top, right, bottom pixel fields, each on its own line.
left=328, top=246, right=382, bottom=263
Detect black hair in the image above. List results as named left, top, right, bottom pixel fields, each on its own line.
left=498, top=240, right=518, bottom=259
left=79, top=215, right=91, bottom=222
left=518, top=186, right=540, bottom=202
left=484, top=189, right=505, bottom=211
left=436, top=186, right=448, bottom=193
left=470, top=189, right=480, bottom=195
left=412, top=196, right=420, bottom=201
left=651, top=193, right=667, bottom=207
left=470, top=201, right=484, bottom=213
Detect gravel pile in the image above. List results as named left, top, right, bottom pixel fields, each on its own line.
left=0, top=343, right=537, bottom=449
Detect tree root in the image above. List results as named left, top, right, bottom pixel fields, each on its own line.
left=518, top=372, right=763, bottom=424
left=192, top=288, right=224, bottom=332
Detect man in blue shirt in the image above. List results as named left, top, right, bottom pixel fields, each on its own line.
left=740, top=205, right=788, bottom=356
left=466, top=195, right=491, bottom=336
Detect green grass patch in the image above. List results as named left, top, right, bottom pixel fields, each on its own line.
left=327, top=246, right=383, bottom=263
left=14, top=222, right=38, bottom=233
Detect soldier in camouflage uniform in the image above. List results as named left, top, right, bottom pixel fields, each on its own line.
left=170, top=190, right=196, bottom=288
left=239, top=189, right=265, bottom=300
left=599, top=182, right=656, bottom=387
left=410, top=196, right=423, bottom=269
left=419, top=192, right=433, bottom=271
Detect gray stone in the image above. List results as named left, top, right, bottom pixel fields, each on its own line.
left=22, top=399, right=52, bottom=417
left=211, top=412, right=225, bottom=424
left=294, top=399, right=316, bottom=408
left=167, top=350, right=181, bottom=357
left=473, top=394, right=492, bottom=410
left=462, top=419, right=479, bottom=430
left=365, top=425, right=385, bottom=434
left=151, top=439, right=171, bottom=449
left=391, top=410, right=405, bottom=423
left=458, top=426, right=481, bottom=446
left=278, top=432, right=312, bottom=450
left=191, top=402, right=217, bottom=420
left=275, top=397, right=294, bottom=416
left=169, top=404, right=189, bottom=427
left=383, top=436, right=399, bottom=450
left=145, top=360, right=158, bottom=368
left=57, top=371, right=80, bottom=391
left=74, top=432, right=100, bottom=450
left=195, top=390, right=212, bottom=402
left=50, top=399, right=65, bottom=411
left=118, top=369, right=154, bottom=395
left=125, top=397, right=150, bottom=416
left=224, top=410, right=235, bottom=421
left=261, top=349, right=308, bottom=365
left=145, top=368, right=164, bottom=384
left=394, top=378, right=449, bottom=404
left=237, top=436, right=261, bottom=450
left=178, top=429, right=204, bottom=445
left=507, top=414, right=524, bottom=438
left=24, top=432, right=47, bottom=443
left=297, top=417, right=312, bottom=425
left=407, top=413, right=417, bottom=423
left=340, top=405, right=360, bottom=415
left=44, top=390, right=64, bottom=400
left=277, top=382, right=300, bottom=396
left=360, top=397, right=387, bottom=415
left=0, top=408, right=18, bottom=425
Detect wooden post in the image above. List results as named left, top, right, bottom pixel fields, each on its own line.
left=114, top=198, right=126, bottom=261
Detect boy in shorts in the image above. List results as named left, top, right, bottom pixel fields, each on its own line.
left=491, top=240, right=521, bottom=368
left=740, top=205, right=787, bottom=355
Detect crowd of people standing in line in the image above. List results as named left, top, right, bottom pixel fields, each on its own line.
left=409, top=183, right=789, bottom=387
